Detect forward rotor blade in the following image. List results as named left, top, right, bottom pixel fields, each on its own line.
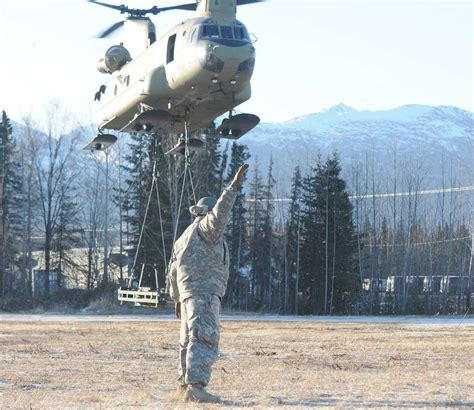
left=237, top=0, right=266, bottom=5
left=148, top=3, right=197, bottom=15
left=88, top=0, right=128, bottom=13
left=98, top=20, right=125, bottom=38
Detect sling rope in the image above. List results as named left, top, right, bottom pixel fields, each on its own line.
left=171, top=109, right=197, bottom=250
left=128, top=109, right=198, bottom=291
left=130, top=156, right=159, bottom=280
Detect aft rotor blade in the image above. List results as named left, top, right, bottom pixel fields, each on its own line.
left=88, top=0, right=128, bottom=14
left=98, top=20, right=125, bottom=38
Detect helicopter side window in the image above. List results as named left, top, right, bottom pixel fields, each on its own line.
left=234, top=26, right=250, bottom=41
left=167, top=34, right=177, bottom=64
left=220, top=26, right=234, bottom=39
left=200, top=25, right=219, bottom=39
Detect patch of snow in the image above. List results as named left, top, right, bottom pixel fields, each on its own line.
left=321, top=103, right=358, bottom=115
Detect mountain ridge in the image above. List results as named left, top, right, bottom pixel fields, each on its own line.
left=8, top=103, right=473, bottom=199
left=239, top=103, right=473, bottom=198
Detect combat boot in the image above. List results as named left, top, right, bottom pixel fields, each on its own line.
left=183, top=385, right=221, bottom=403
left=175, top=384, right=187, bottom=400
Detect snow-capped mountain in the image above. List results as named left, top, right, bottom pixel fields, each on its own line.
left=239, top=104, right=473, bottom=196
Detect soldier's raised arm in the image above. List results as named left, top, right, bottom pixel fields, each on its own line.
left=198, top=164, right=249, bottom=244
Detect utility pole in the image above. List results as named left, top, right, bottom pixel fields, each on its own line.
left=117, top=143, right=124, bottom=282
left=0, top=130, right=5, bottom=298
left=104, top=148, right=110, bottom=283
left=468, top=210, right=473, bottom=310
left=295, top=202, right=300, bottom=315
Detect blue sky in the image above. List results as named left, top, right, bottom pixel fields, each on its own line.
left=0, top=0, right=472, bottom=126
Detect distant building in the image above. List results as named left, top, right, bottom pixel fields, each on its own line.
left=33, top=269, right=58, bottom=297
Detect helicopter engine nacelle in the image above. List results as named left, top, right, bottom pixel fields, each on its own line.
left=97, top=45, right=131, bottom=74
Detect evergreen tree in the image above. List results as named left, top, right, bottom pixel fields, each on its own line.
left=247, top=157, right=266, bottom=310
left=300, top=154, right=360, bottom=314
left=300, top=157, right=325, bottom=314
left=218, top=141, right=231, bottom=192
left=223, top=142, right=250, bottom=307
left=324, top=155, right=360, bottom=313
left=285, top=166, right=302, bottom=314
left=192, top=130, right=222, bottom=199
left=262, top=156, right=276, bottom=309
left=0, top=111, right=23, bottom=298
left=18, top=118, right=40, bottom=298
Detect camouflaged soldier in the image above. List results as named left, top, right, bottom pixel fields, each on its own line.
left=168, top=164, right=248, bottom=404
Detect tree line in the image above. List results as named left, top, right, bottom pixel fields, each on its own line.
left=0, top=109, right=471, bottom=314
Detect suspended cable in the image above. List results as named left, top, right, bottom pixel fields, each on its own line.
left=351, top=186, right=474, bottom=200
left=171, top=109, right=197, bottom=248
left=154, top=140, right=168, bottom=270
left=172, top=157, right=188, bottom=248
left=247, top=185, right=474, bottom=203
left=130, top=157, right=157, bottom=276
left=184, top=110, right=197, bottom=204
left=187, top=157, right=197, bottom=205
left=365, top=236, right=471, bottom=248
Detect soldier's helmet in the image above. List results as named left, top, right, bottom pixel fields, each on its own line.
left=189, top=196, right=217, bottom=216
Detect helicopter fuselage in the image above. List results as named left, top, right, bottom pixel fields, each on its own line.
left=96, top=16, right=256, bottom=134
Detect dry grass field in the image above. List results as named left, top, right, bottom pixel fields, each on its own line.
left=0, top=318, right=473, bottom=408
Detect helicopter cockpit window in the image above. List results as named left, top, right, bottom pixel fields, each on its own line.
left=234, top=26, right=250, bottom=41
left=220, top=26, right=233, bottom=39
left=200, top=25, right=219, bottom=39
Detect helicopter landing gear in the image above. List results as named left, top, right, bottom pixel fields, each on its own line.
left=120, top=108, right=173, bottom=133
left=82, top=133, right=118, bottom=151
left=213, top=113, right=260, bottom=139
left=130, top=109, right=173, bottom=132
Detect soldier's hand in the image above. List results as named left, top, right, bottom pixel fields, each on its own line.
left=231, top=164, right=249, bottom=190
left=175, top=302, right=181, bottom=319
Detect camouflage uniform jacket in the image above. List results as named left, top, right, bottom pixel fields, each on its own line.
left=168, top=187, right=237, bottom=302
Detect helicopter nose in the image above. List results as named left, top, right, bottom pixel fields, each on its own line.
left=216, top=47, right=253, bottom=72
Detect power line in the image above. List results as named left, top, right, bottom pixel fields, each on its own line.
left=351, top=186, right=474, bottom=200
left=365, top=236, right=471, bottom=248
left=247, top=185, right=474, bottom=203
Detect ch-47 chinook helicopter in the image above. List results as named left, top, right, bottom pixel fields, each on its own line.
left=89, top=0, right=263, bottom=152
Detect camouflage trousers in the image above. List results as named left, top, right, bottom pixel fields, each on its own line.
left=178, top=294, right=221, bottom=388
